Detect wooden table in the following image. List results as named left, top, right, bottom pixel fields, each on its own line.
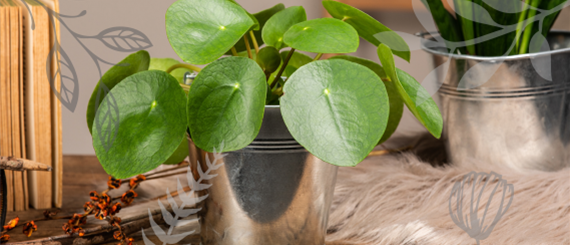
left=5, top=156, right=200, bottom=245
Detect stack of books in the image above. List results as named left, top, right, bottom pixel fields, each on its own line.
left=0, top=0, right=62, bottom=210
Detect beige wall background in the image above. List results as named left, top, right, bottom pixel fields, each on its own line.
left=60, top=0, right=570, bottom=155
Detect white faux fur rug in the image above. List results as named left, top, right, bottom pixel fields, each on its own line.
left=326, top=134, right=570, bottom=245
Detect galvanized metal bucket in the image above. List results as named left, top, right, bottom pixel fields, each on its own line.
left=187, top=105, right=338, bottom=245
left=420, top=31, right=570, bottom=171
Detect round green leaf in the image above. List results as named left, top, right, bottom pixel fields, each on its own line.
left=162, top=136, right=190, bottom=165
left=149, top=58, right=191, bottom=84
left=257, top=46, right=282, bottom=74
left=226, top=0, right=259, bottom=31
left=331, top=55, right=404, bottom=144
left=93, top=70, right=187, bottom=179
left=166, top=0, right=254, bottom=65
left=262, top=6, right=307, bottom=50
left=377, top=44, right=442, bottom=138
left=280, top=59, right=390, bottom=167
left=86, top=50, right=150, bottom=134
left=283, top=18, right=359, bottom=54
left=187, top=57, right=267, bottom=152
left=228, top=3, right=285, bottom=54
left=323, top=0, right=411, bottom=62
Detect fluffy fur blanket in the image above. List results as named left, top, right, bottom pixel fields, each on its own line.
left=326, top=134, right=570, bottom=245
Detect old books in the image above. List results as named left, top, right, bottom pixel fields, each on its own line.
left=0, top=0, right=61, bottom=210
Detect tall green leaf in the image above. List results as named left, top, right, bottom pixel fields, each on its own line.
left=262, top=6, right=307, bottom=50
left=330, top=55, right=404, bottom=144
left=283, top=18, right=359, bottom=53
left=166, top=0, right=254, bottom=65
left=281, top=59, right=390, bottom=167
left=377, top=44, right=443, bottom=138
left=323, top=0, right=411, bottom=62
left=86, top=50, right=150, bottom=134
left=92, top=70, right=187, bottom=178
left=453, top=0, right=476, bottom=54
left=187, top=57, right=267, bottom=152
left=422, top=0, right=466, bottom=54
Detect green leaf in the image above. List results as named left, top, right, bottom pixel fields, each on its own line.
left=226, top=0, right=260, bottom=30
left=262, top=6, right=307, bottom=50
left=162, top=136, right=190, bottom=165
left=229, top=3, right=286, bottom=54
left=377, top=44, right=442, bottom=138
left=86, top=50, right=150, bottom=134
left=280, top=50, right=313, bottom=77
left=149, top=58, right=191, bottom=84
left=187, top=57, right=267, bottom=152
left=452, top=0, right=477, bottom=55
left=330, top=55, right=404, bottom=144
left=323, top=0, right=411, bottom=61
left=283, top=18, right=359, bottom=54
left=256, top=46, right=282, bottom=74
left=166, top=0, right=254, bottom=65
left=93, top=70, right=187, bottom=178
left=280, top=59, right=390, bottom=167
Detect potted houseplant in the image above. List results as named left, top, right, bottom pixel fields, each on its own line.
left=87, top=0, right=443, bottom=244
left=419, top=0, right=570, bottom=171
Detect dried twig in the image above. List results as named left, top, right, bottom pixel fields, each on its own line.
left=8, top=209, right=177, bottom=245
left=0, top=156, right=51, bottom=171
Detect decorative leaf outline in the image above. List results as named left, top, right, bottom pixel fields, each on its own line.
left=93, top=83, right=120, bottom=152
left=47, top=40, right=80, bottom=112
left=529, top=32, right=552, bottom=81
left=18, top=0, right=35, bottom=30
left=95, top=27, right=153, bottom=52
left=142, top=143, right=227, bottom=245
left=449, top=171, right=514, bottom=245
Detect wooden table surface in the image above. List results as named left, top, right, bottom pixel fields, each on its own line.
left=5, top=155, right=200, bottom=245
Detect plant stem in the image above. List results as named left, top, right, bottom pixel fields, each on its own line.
left=166, top=64, right=202, bottom=74
left=515, top=0, right=531, bottom=52
left=249, top=31, right=260, bottom=53
left=243, top=34, right=253, bottom=59
left=270, top=48, right=295, bottom=89
left=519, top=0, right=541, bottom=54
left=313, top=53, right=323, bottom=61
left=231, top=47, right=239, bottom=56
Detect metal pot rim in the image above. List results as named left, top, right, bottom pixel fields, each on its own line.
left=418, top=30, right=570, bottom=61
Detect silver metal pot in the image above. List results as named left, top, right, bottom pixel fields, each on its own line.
left=421, top=31, right=570, bottom=171
left=187, top=105, right=338, bottom=245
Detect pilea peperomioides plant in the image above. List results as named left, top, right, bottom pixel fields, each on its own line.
left=88, top=0, right=443, bottom=179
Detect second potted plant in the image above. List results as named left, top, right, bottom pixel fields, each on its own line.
left=420, top=0, right=569, bottom=171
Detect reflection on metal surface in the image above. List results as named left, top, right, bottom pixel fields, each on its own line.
left=189, top=106, right=338, bottom=245
left=422, top=31, right=570, bottom=171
